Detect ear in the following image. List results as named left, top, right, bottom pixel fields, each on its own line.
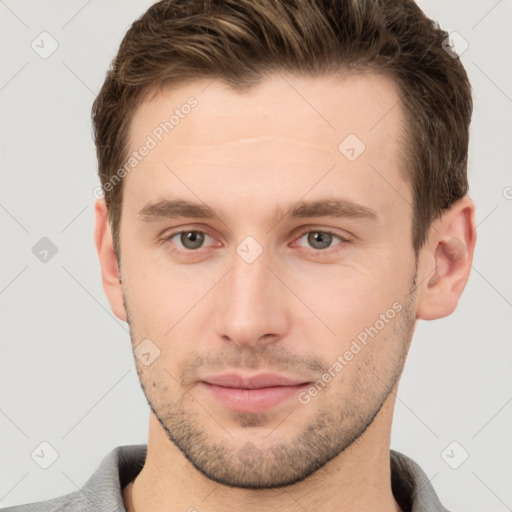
left=416, top=195, right=477, bottom=320
left=94, top=199, right=127, bottom=322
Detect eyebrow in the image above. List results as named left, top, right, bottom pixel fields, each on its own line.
left=138, top=198, right=378, bottom=223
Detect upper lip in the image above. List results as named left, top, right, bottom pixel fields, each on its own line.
left=203, top=373, right=309, bottom=389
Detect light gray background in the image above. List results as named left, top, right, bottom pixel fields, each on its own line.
left=1, top=0, right=511, bottom=510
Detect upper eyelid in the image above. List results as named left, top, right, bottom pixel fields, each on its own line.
left=294, top=227, right=350, bottom=239
left=163, top=222, right=350, bottom=235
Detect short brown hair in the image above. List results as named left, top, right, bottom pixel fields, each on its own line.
left=92, top=0, right=472, bottom=258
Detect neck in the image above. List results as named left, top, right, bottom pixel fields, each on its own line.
left=125, top=394, right=402, bottom=512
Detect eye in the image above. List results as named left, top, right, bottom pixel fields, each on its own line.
left=166, top=230, right=214, bottom=250
left=162, top=227, right=350, bottom=255
left=294, top=229, right=348, bottom=251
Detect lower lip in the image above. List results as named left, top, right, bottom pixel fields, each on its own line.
left=201, top=382, right=310, bottom=413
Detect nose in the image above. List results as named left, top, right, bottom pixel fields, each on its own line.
left=213, top=249, right=290, bottom=348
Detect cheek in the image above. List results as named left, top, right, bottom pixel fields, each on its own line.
left=121, top=244, right=216, bottom=330
left=122, top=260, right=225, bottom=378
left=285, top=258, right=409, bottom=343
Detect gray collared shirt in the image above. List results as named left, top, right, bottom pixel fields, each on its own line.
left=3, top=445, right=450, bottom=511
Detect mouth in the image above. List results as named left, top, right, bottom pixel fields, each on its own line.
left=200, top=373, right=311, bottom=413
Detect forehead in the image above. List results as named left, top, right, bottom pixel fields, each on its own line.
left=124, top=72, right=410, bottom=222
left=129, top=71, right=403, bottom=148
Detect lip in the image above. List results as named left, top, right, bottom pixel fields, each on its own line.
left=200, top=373, right=311, bottom=413
left=203, top=372, right=308, bottom=389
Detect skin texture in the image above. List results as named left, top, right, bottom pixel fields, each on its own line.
left=95, top=72, right=476, bottom=512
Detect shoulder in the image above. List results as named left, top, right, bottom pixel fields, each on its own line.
left=2, top=444, right=147, bottom=512
left=1, top=490, right=86, bottom=512
left=390, top=449, right=452, bottom=512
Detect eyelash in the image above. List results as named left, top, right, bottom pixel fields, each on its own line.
left=163, top=227, right=350, bottom=255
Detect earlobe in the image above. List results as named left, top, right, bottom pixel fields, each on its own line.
left=416, top=196, right=477, bottom=321
left=94, top=199, right=127, bottom=322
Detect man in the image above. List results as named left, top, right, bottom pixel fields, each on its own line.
left=5, top=0, right=476, bottom=511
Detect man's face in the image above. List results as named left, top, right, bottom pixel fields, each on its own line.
left=119, top=73, right=418, bottom=488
